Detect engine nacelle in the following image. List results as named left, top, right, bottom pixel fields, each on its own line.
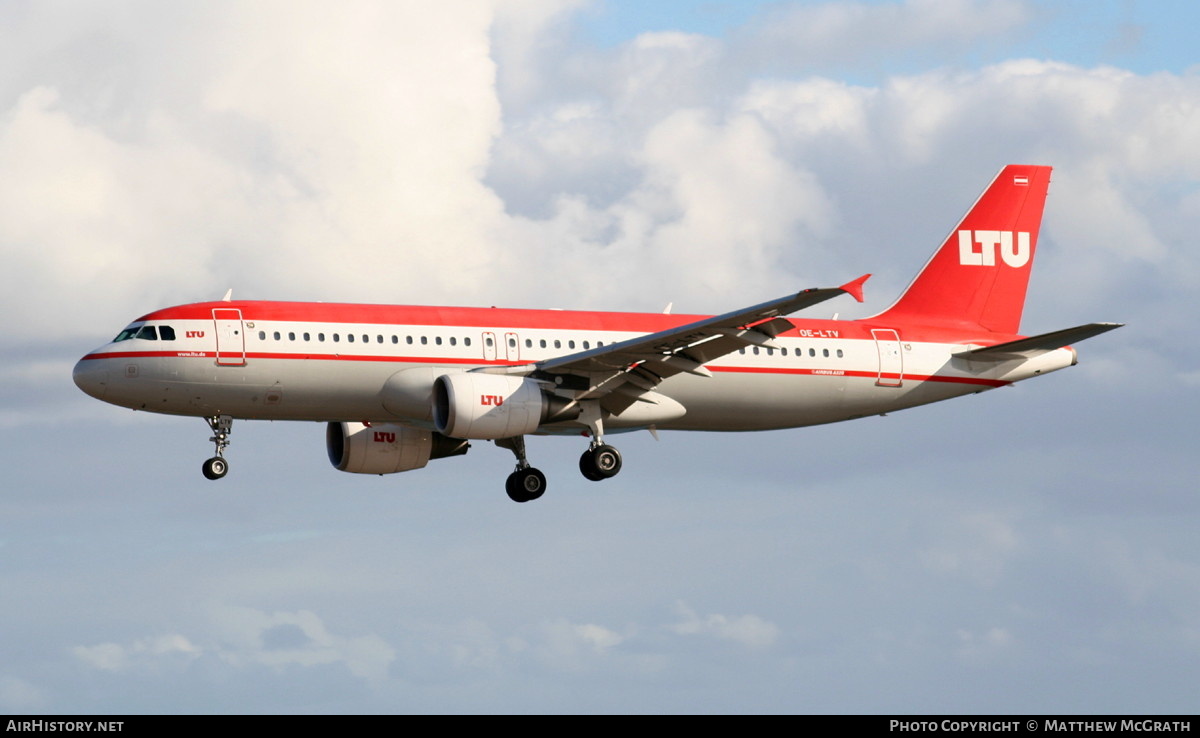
left=433, top=373, right=577, bottom=439
left=327, top=422, right=468, bottom=475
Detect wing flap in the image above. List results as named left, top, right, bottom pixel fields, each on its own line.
left=534, top=276, right=870, bottom=381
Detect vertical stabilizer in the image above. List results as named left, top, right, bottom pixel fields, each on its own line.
left=872, top=165, right=1052, bottom=334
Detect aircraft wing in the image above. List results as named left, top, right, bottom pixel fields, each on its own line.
left=480, top=275, right=869, bottom=409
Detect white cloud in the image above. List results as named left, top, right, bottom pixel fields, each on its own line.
left=210, top=605, right=395, bottom=682
left=1, top=1, right=511, bottom=345
left=526, top=618, right=627, bottom=673
left=5, top=1, right=1196, bottom=344
left=572, top=622, right=625, bottom=651
left=73, top=634, right=201, bottom=673
left=670, top=601, right=780, bottom=648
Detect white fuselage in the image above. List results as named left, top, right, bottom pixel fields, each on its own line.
left=73, top=306, right=1076, bottom=434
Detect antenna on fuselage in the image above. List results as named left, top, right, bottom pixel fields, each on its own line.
left=221, top=289, right=233, bottom=302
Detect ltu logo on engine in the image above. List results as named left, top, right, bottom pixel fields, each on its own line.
left=958, top=230, right=1030, bottom=267
left=373, top=431, right=396, bottom=443
left=480, top=394, right=505, bottom=407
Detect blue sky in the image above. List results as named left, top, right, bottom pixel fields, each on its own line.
left=584, top=0, right=1200, bottom=74
left=1, top=0, right=1198, bottom=714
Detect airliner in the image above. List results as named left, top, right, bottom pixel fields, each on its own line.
left=73, top=165, right=1120, bottom=502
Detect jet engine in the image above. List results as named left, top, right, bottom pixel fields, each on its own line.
left=327, top=422, right=468, bottom=475
left=432, top=373, right=578, bottom=439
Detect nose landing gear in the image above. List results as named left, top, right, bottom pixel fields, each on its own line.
left=202, top=415, right=233, bottom=480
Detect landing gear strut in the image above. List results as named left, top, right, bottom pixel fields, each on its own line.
left=202, top=415, right=233, bottom=480
left=578, top=404, right=622, bottom=482
left=496, top=436, right=546, bottom=503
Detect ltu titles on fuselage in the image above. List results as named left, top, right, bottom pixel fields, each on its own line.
left=73, top=165, right=1122, bottom=504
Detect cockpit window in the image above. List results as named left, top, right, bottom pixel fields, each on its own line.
left=113, top=325, right=142, bottom=342
left=113, top=324, right=176, bottom=342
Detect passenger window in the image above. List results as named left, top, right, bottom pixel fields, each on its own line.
left=377, top=335, right=383, bottom=344
left=303, top=333, right=311, bottom=341
left=583, top=341, right=590, bottom=349
left=318, top=333, right=325, bottom=342
left=362, top=334, right=369, bottom=343
left=288, top=332, right=295, bottom=341
left=450, top=337, right=457, bottom=346
left=568, top=340, right=575, bottom=349
left=554, top=340, right=561, bottom=349
left=525, top=339, right=532, bottom=348
left=406, top=336, right=413, bottom=344
left=347, top=334, right=355, bottom=343
left=753, top=346, right=760, bottom=355
left=333, top=334, right=340, bottom=343
left=436, top=337, right=443, bottom=346
left=258, top=331, right=266, bottom=340
left=464, top=337, right=471, bottom=347
left=823, top=349, right=829, bottom=357
left=485, top=336, right=492, bottom=347
left=421, top=336, right=428, bottom=345
left=837, top=349, right=843, bottom=358
left=809, top=348, right=816, bottom=357
left=392, top=336, right=398, bottom=344
left=540, top=339, right=547, bottom=348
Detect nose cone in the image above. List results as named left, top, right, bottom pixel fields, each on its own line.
left=73, top=358, right=109, bottom=400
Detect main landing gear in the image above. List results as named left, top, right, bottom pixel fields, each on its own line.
left=496, top=436, right=546, bottom=503
left=201, top=415, right=233, bottom=480
left=579, top=444, right=622, bottom=481
left=494, top=412, right=624, bottom=503
left=577, top=404, right=621, bottom=483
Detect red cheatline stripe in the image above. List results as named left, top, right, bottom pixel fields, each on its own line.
left=80, top=351, right=1008, bottom=387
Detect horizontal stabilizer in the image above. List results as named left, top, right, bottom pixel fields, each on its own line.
left=957, top=322, right=1123, bottom=360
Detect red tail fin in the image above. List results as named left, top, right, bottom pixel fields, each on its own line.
left=872, top=165, right=1051, bottom=334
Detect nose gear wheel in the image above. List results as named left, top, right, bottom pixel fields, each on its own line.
left=202, top=415, right=233, bottom=481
